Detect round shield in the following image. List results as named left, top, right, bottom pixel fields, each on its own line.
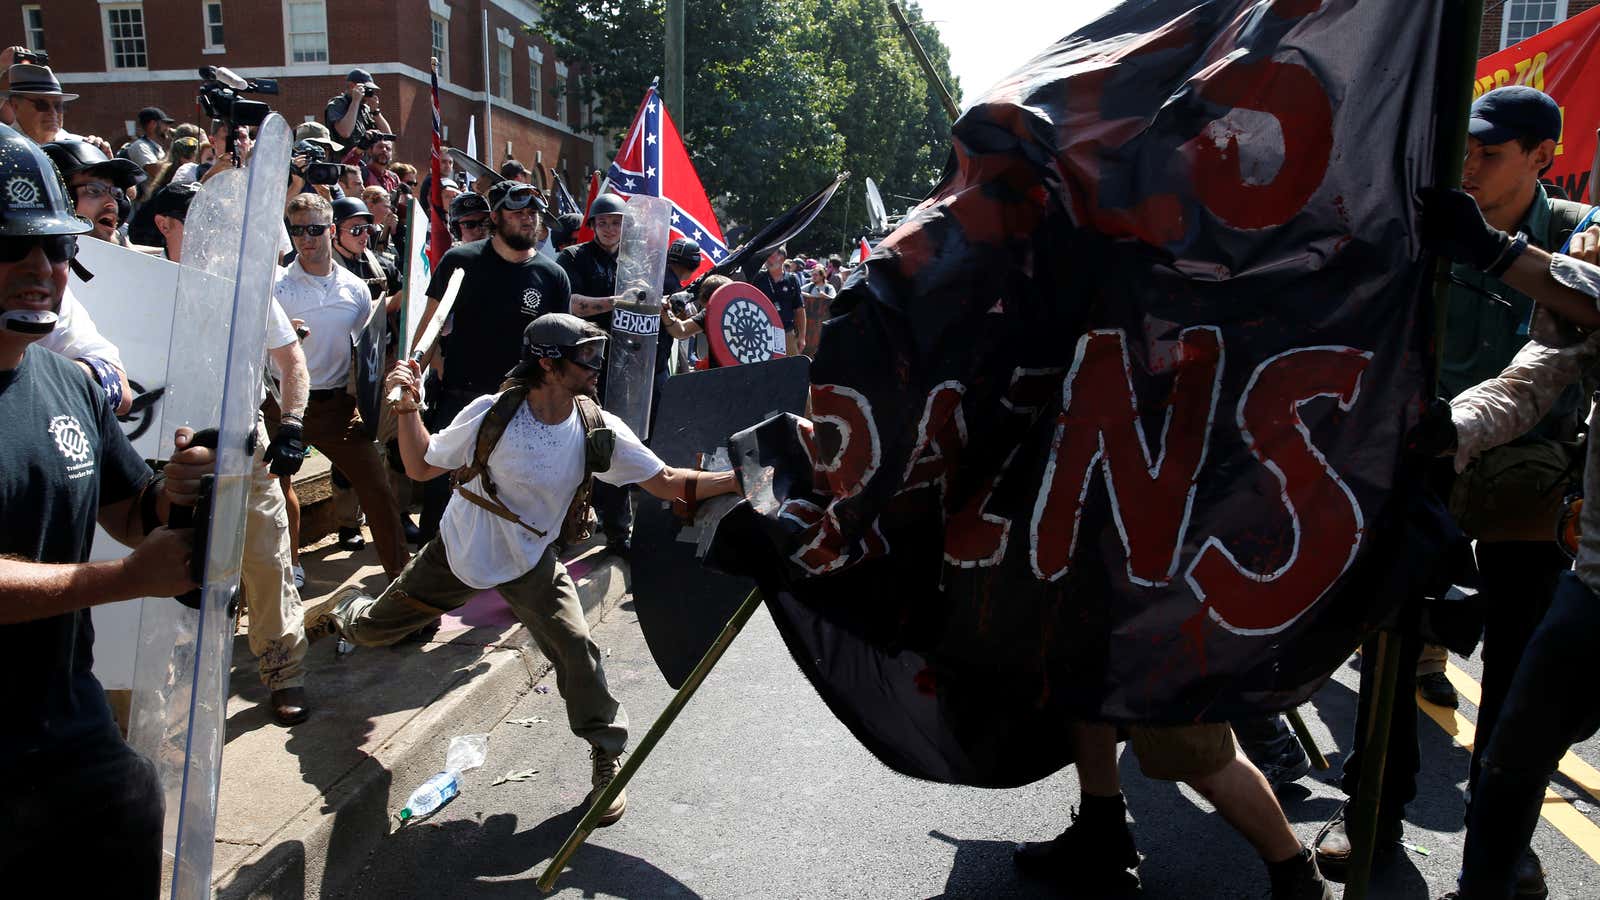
left=706, top=282, right=785, bottom=367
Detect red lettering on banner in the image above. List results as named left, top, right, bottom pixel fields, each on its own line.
left=901, top=381, right=967, bottom=491
left=792, top=386, right=888, bottom=575
left=1190, top=59, right=1333, bottom=230
left=1030, top=327, right=1223, bottom=584
left=1185, top=346, right=1372, bottom=634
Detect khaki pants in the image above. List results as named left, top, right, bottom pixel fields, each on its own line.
left=267, top=391, right=407, bottom=576
left=338, top=539, right=628, bottom=755
left=242, top=423, right=306, bottom=690
left=1417, top=642, right=1448, bottom=677
left=1127, top=722, right=1236, bottom=782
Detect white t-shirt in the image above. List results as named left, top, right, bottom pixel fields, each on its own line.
left=271, top=260, right=371, bottom=389
left=425, top=393, right=666, bottom=588
left=171, top=162, right=201, bottom=186
left=36, top=286, right=124, bottom=370
left=124, top=136, right=163, bottom=167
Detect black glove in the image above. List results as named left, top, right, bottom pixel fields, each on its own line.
left=1418, top=186, right=1511, bottom=271
left=1404, top=396, right=1458, bottom=458
left=264, top=421, right=307, bottom=477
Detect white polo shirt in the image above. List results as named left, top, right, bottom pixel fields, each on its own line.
left=425, top=392, right=665, bottom=588
left=271, top=259, right=372, bottom=390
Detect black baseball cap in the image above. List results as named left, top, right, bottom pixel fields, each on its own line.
left=138, top=107, right=173, bottom=125
left=347, top=68, right=375, bottom=86
left=1469, top=86, right=1562, bottom=146
left=152, top=181, right=201, bottom=221
left=448, top=191, right=490, bottom=222
left=507, top=313, right=608, bottom=378
left=500, top=159, right=529, bottom=179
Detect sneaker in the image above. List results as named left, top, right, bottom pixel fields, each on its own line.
left=1256, top=737, right=1312, bottom=790
left=1013, top=807, right=1141, bottom=894
left=1267, top=848, right=1333, bottom=900
left=587, top=745, right=627, bottom=827
left=292, top=564, right=305, bottom=590
left=1515, top=846, right=1548, bottom=898
left=337, top=526, right=366, bottom=550
left=1314, top=802, right=1402, bottom=882
left=305, top=585, right=367, bottom=643
left=1418, top=671, right=1459, bottom=708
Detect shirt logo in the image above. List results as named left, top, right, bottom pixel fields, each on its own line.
left=521, top=288, right=543, bottom=314
left=49, top=414, right=96, bottom=479
left=5, top=175, right=43, bottom=209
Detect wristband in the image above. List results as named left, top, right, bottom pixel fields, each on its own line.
left=1487, top=232, right=1530, bottom=279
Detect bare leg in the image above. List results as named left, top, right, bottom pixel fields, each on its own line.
left=1075, top=721, right=1123, bottom=797
left=1187, top=748, right=1303, bottom=862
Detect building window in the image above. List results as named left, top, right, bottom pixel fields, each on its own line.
left=529, top=49, right=543, bottom=116
left=430, top=15, right=449, bottom=81
left=285, top=0, right=329, bottom=64
left=497, top=46, right=513, bottom=101
left=103, top=5, right=147, bottom=70
left=21, top=6, right=44, bottom=52
left=1502, top=0, right=1568, bottom=49
left=203, top=1, right=225, bottom=51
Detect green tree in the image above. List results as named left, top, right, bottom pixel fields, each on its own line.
left=529, top=0, right=955, bottom=256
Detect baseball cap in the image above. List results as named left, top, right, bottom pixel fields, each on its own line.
left=500, top=159, right=530, bottom=179
left=1469, top=86, right=1562, bottom=146
left=347, top=68, right=375, bottom=86
left=448, top=191, right=490, bottom=222
left=294, top=121, right=337, bottom=155
left=151, top=181, right=201, bottom=221
left=138, top=107, right=174, bottom=126
left=507, top=313, right=608, bottom=378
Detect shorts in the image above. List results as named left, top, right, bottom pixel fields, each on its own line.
left=1127, top=722, right=1236, bottom=782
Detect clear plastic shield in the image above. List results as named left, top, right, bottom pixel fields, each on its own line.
left=605, top=194, right=672, bottom=438
left=127, top=114, right=292, bottom=900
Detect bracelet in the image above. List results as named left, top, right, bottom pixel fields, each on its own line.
left=1486, top=232, right=1530, bottom=279
left=280, top=413, right=304, bottom=427
left=139, top=472, right=165, bottom=534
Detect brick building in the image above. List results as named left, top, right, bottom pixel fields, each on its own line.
left=5, top=0, right=606, bottom=193
left=1481, top=0, right=1600, bottom=56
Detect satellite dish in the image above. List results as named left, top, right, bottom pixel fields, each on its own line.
left=865, top=177, right=888, bottom=234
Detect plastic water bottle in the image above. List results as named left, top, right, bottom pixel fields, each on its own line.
left=399, top=770, right=460, bottom=822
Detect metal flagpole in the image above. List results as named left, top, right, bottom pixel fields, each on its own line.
left=888, top=1, right=959, bottom=122
left=537, top=588, right=766, bottom=893
left=1344, top=1, right=1482, bottom=896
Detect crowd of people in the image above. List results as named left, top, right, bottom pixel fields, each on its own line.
left=3, top=38, right=1599, bottom=900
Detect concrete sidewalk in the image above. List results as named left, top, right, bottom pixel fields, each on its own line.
left=212, top=532, right=629, bottom=899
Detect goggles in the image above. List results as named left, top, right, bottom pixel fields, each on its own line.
left=287, top=223, right=332, bottom=238
left=530, top=336, right=607, bottom=372
left=494, top=185, right=545, bottom=214
left=0, top=234, right=78, bottom=264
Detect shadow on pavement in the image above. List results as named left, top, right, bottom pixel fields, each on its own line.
left=346, top=808, right=701, bottom=898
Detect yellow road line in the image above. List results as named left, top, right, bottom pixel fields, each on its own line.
left=1415, top=664, right=1600, bottom=863
left=1442, top=662, right=1600, bottom=807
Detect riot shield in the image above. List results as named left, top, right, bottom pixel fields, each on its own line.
left=353, top=293, right=386, bottom=439
left=605, top=194, right=672, bottom=438
left=127, top=114, right=292, bottom=900
left=632, top=356, right=810, bottom=686
left=705, top=282, right=785, bottom=367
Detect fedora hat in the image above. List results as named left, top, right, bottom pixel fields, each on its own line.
left=2, top=63, right=79, bottom=101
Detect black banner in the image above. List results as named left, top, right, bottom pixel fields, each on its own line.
left=711, top=0, right=1449, bottom=787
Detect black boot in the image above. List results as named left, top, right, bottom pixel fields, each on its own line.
left=1267, top=848, right=1333, bottom=900
left=1014, top=794, right=1140, bottom=895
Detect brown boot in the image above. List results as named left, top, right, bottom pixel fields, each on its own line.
left=587, top=746, right=627, bottom=827
left=1313, top=802, right=1401, bottom=882
left=270, top=687, right=309, bottom=725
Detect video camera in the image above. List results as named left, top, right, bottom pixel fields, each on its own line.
left=14, top=48, right=47, bottom=65
left=354, top=130, right=398, bottom=151
left=197, top=65, right=279, bottom=128
left=290, top=139, right=343, bottom=186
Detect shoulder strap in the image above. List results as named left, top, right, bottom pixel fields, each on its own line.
left=573, top=395, right=605, bottom=477
left=1546, top=198, right=1592, bottom=249
left=457, top=390, right=526, bottom=486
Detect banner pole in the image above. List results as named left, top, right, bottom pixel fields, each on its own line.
left=1346, top=1, right=1481, bottom=897
left=537, top=588, right=766, bottom=893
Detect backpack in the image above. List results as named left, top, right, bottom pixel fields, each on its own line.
left=450, top=391, right=615, bottom=544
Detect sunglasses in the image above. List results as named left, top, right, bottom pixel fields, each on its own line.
left=457, top=217, right=490, bottom=231
left=0, top=234, right=77, bottom=264
left=287, top=223, right=331, bottom=237
left=24, top=98, right=65, bottom=114
left=342, top=223, right=375, bottom=236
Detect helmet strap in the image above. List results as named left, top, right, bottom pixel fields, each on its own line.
left=2, top=309, right=58, bottom=335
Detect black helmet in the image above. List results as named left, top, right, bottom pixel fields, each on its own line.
left=40, top=139, right=146, bottom=189
left=586, top=192, right=627, bottom=223
left=331, top=196, right=373, bottom=223
left=667, top=237, right=701, bottom=269
left=0, top=123, right=90, bottom=237
left=447, top=191, right=490, bottom=223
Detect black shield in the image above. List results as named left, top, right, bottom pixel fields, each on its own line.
left=353, top=296, right=387, bottom=439
left=633, top=355, right=810, bottom=686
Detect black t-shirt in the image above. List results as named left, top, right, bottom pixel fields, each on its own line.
left=1, top=348, right=152, bottom=763
left=323, top=93, right=377, bottom=154
left=557, top=240, right=618, bottom=332
left=753, top=270, right=804, bottom=330
left=427, top=239, right=571, bottom=394
left=337, top=247, right=401, bottom=300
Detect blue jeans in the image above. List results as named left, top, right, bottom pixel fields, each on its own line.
left=1459, top=571, right=1600, bottom=898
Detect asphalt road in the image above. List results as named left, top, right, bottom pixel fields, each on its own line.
left=346, top=598, right=1600, bottom=899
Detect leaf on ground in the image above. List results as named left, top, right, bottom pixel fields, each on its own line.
left=491, top=768, right=540, bottom=786
left=505, top=715, right=551, bottom=727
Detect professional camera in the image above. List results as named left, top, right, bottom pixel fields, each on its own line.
left=14, top=48, right=47, bottom=65
left=355, top=130, right=398, bottom=151
left=196, top=65, right=279, bottom=128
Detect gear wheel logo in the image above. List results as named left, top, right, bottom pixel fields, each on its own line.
left=49, top=414, right=91, bottom=464
left=5, top=175, right=43, bottom=209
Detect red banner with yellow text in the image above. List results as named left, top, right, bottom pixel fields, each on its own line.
left=1476, top=4, right=1600, bottom=202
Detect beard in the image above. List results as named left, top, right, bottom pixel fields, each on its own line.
left=499, top=228, right=536, bottom=251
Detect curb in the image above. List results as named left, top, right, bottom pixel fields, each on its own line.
left=215, top=549, right=631, bottom=899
